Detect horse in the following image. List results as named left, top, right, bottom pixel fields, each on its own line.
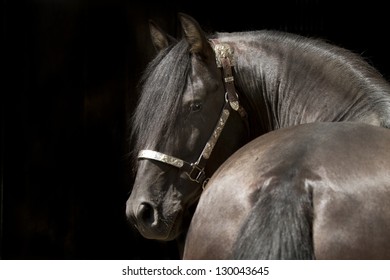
left=125, top=12, right=390, bottom=254
left=183, top=121, right=390, bottom=260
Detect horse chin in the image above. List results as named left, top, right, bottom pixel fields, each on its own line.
left=163, top=224, right=183, bottom=241
left=166, top=202, right=198, bottom=241
left=135, top=210, right=184, bottom=241
left=157, top=195, right=200, bottom=241
left=156, top=202, right=198, bottom=241
left=161, top=212, right=186, bottom=241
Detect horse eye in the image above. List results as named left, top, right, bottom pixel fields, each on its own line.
left=190, top=102, right=202, bottom=112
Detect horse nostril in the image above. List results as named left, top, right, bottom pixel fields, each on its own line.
left=137, top=202, right=157, bottom=227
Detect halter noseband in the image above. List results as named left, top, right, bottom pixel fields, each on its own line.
left=137, top=40, right=247, bottom=187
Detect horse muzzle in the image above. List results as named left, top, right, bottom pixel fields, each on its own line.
left=126, top=199, right=180, bottom=241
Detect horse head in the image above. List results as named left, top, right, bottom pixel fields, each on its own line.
left=126, top=13, right=248, bottom=241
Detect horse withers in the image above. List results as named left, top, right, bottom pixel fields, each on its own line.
left=126, top=12, right=390, bottom=253
left=183, top=122, right=390, bottom=259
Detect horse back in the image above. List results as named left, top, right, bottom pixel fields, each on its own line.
left=184, top=122, right=390, bottom=259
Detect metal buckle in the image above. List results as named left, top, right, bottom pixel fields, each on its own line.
left=185, top=164, right=206, bottom=183
left=202, top=178, right=210, bottom=190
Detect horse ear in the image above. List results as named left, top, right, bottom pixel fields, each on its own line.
left=149, top=20, right=177, bottom=52
left=178, top=13, right=213, bottom=59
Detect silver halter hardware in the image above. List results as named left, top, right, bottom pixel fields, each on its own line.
left=137, top=41, right=246, bottom=186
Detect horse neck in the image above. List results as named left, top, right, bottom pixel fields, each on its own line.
left=218, top=32, right=301, bottom=135
left=216, top=31, right=390, bottom=136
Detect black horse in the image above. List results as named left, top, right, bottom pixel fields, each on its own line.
left=126, top=13, right=390, bottom=250
left=183, top=122, right=390, bottom=259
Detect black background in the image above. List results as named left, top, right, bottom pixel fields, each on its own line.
left=2, top=0, right=389, bottom=260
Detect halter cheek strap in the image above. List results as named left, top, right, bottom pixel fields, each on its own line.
left=137, top=40, right=248, bottom=187
left=138, top=96, right=231, bottom=185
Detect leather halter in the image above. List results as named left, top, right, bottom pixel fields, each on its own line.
left=137, top=40, right=248, bottom=187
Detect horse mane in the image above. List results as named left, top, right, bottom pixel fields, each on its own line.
left=130, top=39, right=191, bottom=167
left=222, top=29, right=384, bottom=78
left=232, top=174, right=315, bottom=260
left=218, top=30, right=390, bottom=131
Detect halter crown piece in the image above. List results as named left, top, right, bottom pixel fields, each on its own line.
left=213, top=43, right=235, bottom=68
left=137, top=40, right=247, bottom=187
left=211, top=41, right=240, bottom=111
